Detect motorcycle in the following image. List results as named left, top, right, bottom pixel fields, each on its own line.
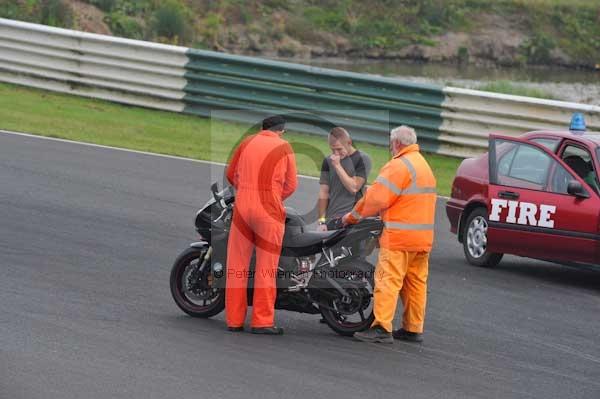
left=169, top=182, right=382, bottom=336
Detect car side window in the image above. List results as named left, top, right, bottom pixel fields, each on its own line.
left=530, top=138, right=560, bottom=152
left=561, top=144, right=599, bottom=194
left=548, top=162, right=574, bottom=195
left=497, top=144, right=517, bottom=177
left=493, top=139, right=575, bottom=194
left=509, top=145, right=550, bottom=185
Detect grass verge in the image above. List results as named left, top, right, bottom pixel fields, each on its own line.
left=477, top=80, right=556, bottom=100
left=0, top=82, right=461, bottom=196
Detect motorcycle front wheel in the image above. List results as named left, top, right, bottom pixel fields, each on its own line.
left=318, top=260, right=375, bottom=336
left=170, top=246, right=225, bottom=318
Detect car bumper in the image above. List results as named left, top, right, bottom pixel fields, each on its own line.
left=445, top=199, right=465, bottom=235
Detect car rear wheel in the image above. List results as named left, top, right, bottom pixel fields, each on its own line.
left=463, top=207, right=503, bottom=267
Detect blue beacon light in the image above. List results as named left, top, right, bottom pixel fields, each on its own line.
left=569, top=112, right=586, bottom=134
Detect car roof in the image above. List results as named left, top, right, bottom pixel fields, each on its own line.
left=521, top=130, right=600, bottom=148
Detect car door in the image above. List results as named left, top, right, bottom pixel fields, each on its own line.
left=487, top=135, right=600, bottom=264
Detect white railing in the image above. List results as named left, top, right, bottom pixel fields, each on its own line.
left=0, top=18, right=188, bottom=112
left=440, top=87, right=600, bottom=156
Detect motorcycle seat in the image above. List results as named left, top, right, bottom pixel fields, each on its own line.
left=282, top=229, right=345, bottom=249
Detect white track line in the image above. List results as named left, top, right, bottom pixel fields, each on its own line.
left=0, top=129, right=319, bottom=180
left=0, top=128, right=451, bottom=199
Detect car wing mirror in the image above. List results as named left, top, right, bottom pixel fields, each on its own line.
left=567, top=180, right=590, bottom=199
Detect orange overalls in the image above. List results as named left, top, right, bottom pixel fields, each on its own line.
left=346, top=144, right=436, bottom=333
left=225, top=130, right=297, bottom=328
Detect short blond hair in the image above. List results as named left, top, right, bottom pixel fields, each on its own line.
left=390, top=125, right=417, bottom=145
left=329, top=126, right=351, bottom=142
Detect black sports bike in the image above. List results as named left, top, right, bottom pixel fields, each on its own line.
left=170, top=182, right=382, bottom=336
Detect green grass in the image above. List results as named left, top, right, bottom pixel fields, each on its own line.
left=478, top=80, right=556, bottom=100
left=0, top=82, right=461, bottom=196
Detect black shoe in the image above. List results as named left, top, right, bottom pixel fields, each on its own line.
left=251, top=326, right=284, bottom=335
left=227, top=326, right=244, bottom=332
left=392, top=328, right=423, bottom=343
left=319, top=318, right=327, bottom=324
left=353, top=326, right=393, bottom=344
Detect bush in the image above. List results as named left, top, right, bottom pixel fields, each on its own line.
left=457, top=46, right=469, bottom=64
left=107, top=12, right=144, bottom=39
left=151, top=0, right=191, bottom=44
left=418, top=0, right=467, bottom=28
left=40, top=0, right=73, bottom=27
left=84, top=0, right=150, bottom=14
left=303, top=6, right=347, bottom=31
left=196, top=12, right=223, bottom=48
left=521, top=33, right=556, bottom=64
left=0, top=0, right=35, bottom=22
left=87, top=0, right=117, bottom=13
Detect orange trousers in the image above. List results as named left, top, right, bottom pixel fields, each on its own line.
left=372, top=248, right=430, bottom=333
left=225, top=194, right=284, bottom=328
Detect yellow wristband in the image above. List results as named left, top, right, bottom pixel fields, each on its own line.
left=318, top=217, right=326, bottom=224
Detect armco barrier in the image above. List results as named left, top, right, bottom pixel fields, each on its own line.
left=1, top=18, right=600, bottom=158
left=441, top=87, right=600, bottom=157
left=0, top=18, right=188, bottom=112
left=182, top=48, right=444, bottom=151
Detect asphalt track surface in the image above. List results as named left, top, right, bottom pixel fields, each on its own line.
left=1, top=131, right=600, bottom=399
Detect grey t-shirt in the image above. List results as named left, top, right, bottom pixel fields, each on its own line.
left=319, top=150, right=372, bottom=219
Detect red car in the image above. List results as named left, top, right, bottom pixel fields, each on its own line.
left=446, top=117, right=600, bottom=267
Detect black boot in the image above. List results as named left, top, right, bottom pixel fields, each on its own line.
left=392, top=328, right=423, bottom=343
left=227, top=326, right=244, bottom=332
left=353, top=326, right=393, bottom=344
left=251, top=326, right=284, bottom=335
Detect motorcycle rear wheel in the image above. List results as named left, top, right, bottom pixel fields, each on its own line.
left=319, top=260, right=375, bottom=336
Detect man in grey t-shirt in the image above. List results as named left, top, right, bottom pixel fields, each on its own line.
left=317, top=127, right=372, bottom=231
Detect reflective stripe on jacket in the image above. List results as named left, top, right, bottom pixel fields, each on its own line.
left=347, top=144, right=436, bottom=251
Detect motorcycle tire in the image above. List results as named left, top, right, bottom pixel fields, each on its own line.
left=170, top=246, right=225, bottom=318
left=319, top=260, right=375, bottom=337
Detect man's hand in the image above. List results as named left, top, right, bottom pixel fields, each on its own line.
left=342, top=212, right=351, bottom=226
left=316, top=223, right=328, bottom=232
left=330, top=154, right=341, bottom=167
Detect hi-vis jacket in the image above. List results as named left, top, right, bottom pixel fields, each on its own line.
left=346, top=144, right=436, bottom=251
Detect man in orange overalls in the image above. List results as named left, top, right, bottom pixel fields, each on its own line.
left=343, top=125, right=436, bottom=344
left=225, top=116, right=297, bottom=335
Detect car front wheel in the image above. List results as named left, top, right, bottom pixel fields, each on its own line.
left=463, top=207, right=503, bottom=267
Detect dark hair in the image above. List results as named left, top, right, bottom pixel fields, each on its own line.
left=262, top=115, right=286, bottom=131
